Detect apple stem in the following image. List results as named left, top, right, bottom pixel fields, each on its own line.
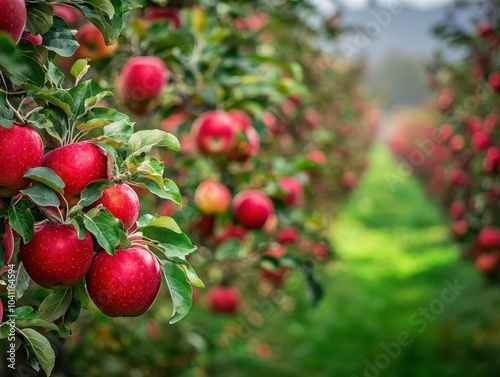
left=0, top=72, right=26, bottom=126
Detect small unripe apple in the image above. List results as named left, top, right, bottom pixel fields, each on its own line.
left=42, top=142, right=109, bottom=207
left=75, top=23, right=117, bottom=62
left=191, top=111, right=238, bottom=154
left=478, top=228, right=500, bottom=249
left=207, top=286, right=240, bottom=314
left=232, top=190, right=274, bottom=229
left=117, top=56, right=168, bottom=114
left=194, top=179, right=231, bottom=215
left=0, top=0, right=26, bottom=43
left=278, top=177, right=303, bottom=207
left=0, top=124, right=44, bottom=192
left=87, top=247, right=162, bottom=317
left=92, top=184, right=140, bottom=228
left=143, top=7, right=181, bottom=29
left=20, top=223, right=94, bottom=289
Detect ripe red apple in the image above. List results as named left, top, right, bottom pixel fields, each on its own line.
left=306, top=150, right=327, bottom=165
left=483, top=147, right=500, bottom=174
left=2, top=220, right=14, bottom=266
left=158, top=200, right=177, bottom=217
left=194, top=214, right=215, bottom=236
left=42, top=142, right=109, bottom=207
left=449, top=135, right=464, bottom=153
left=438, top=88, right=454, bottom=111
left=207, top=286, right=240, bottom=314
left=476, top=253, right=499, bottom=273
left=341, top=171, right=358, bottom=189
left=21, top=32, right=42, bottom=45
left=472, top=131, right=492, bottom=151
left=478, top=227, right=500, bottom=249
left=92, top=184, right=140, bottom=228
left=227, top=110, right=260, bottom=161
left=53, top=5, right=83, bottom=27
left=194, top=179, right=231, bottom=215
left=20, top=223, right=94, bottom=289
left=452, top=219, right=468, bottom=238
left=191, top=111, right=238, bottom=154
left=116, top=56, right=168, bottom=114
left=449, top=201, right=465, bottom=220
left=0, top=124, right=44, bottom=192
left=232, top=190, right=274, bottom=229
left=215, top=224, right=246, bottom=243
left=260, top=246, right=288, bottom=284
left=488, top=72, right=500, bottom=92
left=276, top=227, right=300, bottom=245
left=143, top=7, right=181, bottom=29
left=161, top=110, right=189, bottom=132
left=313, top=241, right=330, bottom=259
left=86, top=246, right=162, bottom=317
left=477, top=21, right=494, bottom=39
left=0, top=0, right=26, bottom=43
left=75, top=23, right=116, bottom=63
left=278, top=177, right=304, bottom=207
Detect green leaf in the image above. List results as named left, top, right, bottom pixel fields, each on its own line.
left=84, top=90, right=113, bottom=109
left=128, top=129, right=180, bottom=156
left=72, top=280, right=90, bottom=309
left=16, top=263, right=31, bottom=299
left=21, top=183, right=60, bottom=208
left=59, top=298, right=81, bottom=337
left=169, top=257, right=205, bottom=288
left=71, top=215, right=87, bottom=240
left=26, top=2, right=54, bottom=35
left=42, top=16, right=80, bottom=57
left=39, top=288, right=73, bottom=323
left=139, top=178, right=182, bottom=205
left=70, top=59, right=91, bottom=83
left=23, top=167, right=65, bottom=195
left=83, top=207, right=121, bottom=254
left=8, top=207, right=34, bottom=244
left=214, top=239, right=243, bottom=261
left=82, top=107, right=134, bottom=144
left=77, top=179, right=115, bottom=207
left=15, top=307, right=59, bottom=332
left=69, top=80, right=93, bottom=117
left=20, top=329, right=55, bottom=377
left=47, top=61, right=65, bottom=87
left=0, top=107, right=15, bottom=128
left=162, top=260, right=192, bottom=324
left=143, top=217, right=197, bottom=258
left=32, top=88, right=74, bottom=118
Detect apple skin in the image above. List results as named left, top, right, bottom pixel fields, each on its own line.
left=92, top=184, right=140, bottom=228
left=276, top=227, right=300, bottom=245
left=0, top=0, right=26, bottom=43
left=215, top=224, right=246, bottom=244
left=194, top=179, right=231, bottom=215
left=86, top=247, right=162, bottom=317
left=341, top=171, right=358, bottom=189
left=278, top=177, right=303, bottom=207
left=21, top=32, right=42, bottom=45
left=0, top=299, right=3, bottom=321
left=227, top=110, right=260, bottom=161
left=143, top=7, right=181, bottom=29
left=478, top=228, right=500, bottom=249
left=232, top=190, right=274, bottom=230
left=53, top=5, right=83, bottom=27
left=42, top=142, right=109, bottom=207
left=75, top=23, right=117, bottom=62
left=2, top=220, right=14, bottom=266
left=476, top=253, right=499, bottom=273
left=191, top=111, right=238, bottom=154
left=472, top=131, right=492, bottom=151
left=0, top=124, right=44, bottom=192
left=207, top=286, right=240, bottom=314
left=489, top=72, right=500, bottom=92
left=20, top=223, right=94, bottom=289
left=117, top=56, right=168, bottom=114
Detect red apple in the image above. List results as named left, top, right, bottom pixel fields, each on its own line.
left=476, top=253, right=499, bottom=273
left=449, top=135, right=465, bottom=153
left=276, top=227, right=300, bottom=245
left=42, top=142, right=109, bottom=207
left=207, top=286, right=240, bottom=314
left=260, top=246, right=288, bottom=284
left=227, top=110, right=260, bottom=161
left=488, top=72, right=500, bottom=92
left=0, top=0, right=26, bottom=43
left=306, top=150, right=327, bottom=165
left=0, top=124, right=44, bottom=192
left=232, top=190, right=274, bottom=229
left=92, top=184, right=140, bottom=228
left=341, top=172, right=358, bottom=189
left=438, top=88, right=454, bottom=111
left=116, top=56, right=168, bottom=114
left=478, top=228, right=500, bottom=249
left=194, top=215, right=215, bottom=236
left=194, top=179, right=231, bottom=215
left=161, top=110, right=189, bottom=132
left=215, top=224, right=246, bottom=243
left=75, top=23, right=117, bottom=62
left=20, top=223, right=94, bottom=289
left=278, top=177, right=304, bottom=207
left=452, top=219, right=468, bottom=238
left=449, top=201, right=465, bottom=220
left=86, top=246, right=162, bottom=317
left=21, top=32, right=42, bottom=45
left=143, top=7, right=181, bottom=29
left=158, top=200, right=177, bottom=217
left=313, top=241, right=330, bottom=259
left=53, top=5, right=83, bottom=27
left=477, top=21, right=494, bottom=39
left=191, top=111, right=238, bottom=154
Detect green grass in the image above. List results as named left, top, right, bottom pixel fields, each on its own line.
left=201, top=144, right=500, bottom=377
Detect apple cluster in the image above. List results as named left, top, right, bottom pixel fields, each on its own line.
left=389, top=7, right=500, bottom=282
